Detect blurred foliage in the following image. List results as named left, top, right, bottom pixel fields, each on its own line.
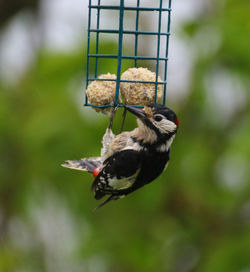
left=0, top=0, right=39, bottom=27
left=0, top=0, right=250, bottom=271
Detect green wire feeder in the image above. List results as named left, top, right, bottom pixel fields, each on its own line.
left=85, top=0, right=173, bottom=110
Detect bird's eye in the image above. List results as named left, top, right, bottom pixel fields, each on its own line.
left=154, top=115, right=163, bottom=122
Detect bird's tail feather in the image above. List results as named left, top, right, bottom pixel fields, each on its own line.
left=61, top=157, right=102, bottom=173
left=94, top=195, right=120, bottom=210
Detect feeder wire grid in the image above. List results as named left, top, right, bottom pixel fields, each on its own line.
left=85, top=0, right=173, bottom=109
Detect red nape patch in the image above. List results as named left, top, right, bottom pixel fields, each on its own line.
left=93, top=169, right=100, bottom=178
left=175, top=118, right=179, bottom=127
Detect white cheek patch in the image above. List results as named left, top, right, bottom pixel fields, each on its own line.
left=153, top=119, right=177, bottom=134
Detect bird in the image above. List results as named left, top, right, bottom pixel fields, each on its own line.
left=62, top=103, right=179, bottom=209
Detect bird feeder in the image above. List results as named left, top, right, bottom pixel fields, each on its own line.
left=85, top=0, right=173, bottom=110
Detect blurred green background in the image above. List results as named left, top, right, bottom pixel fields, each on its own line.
left=0, top=0, right=250, bottom=271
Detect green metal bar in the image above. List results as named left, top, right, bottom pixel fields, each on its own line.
left=89, top=29, right=170, bottom=36
left=134, top=0, right=140, bottom=67
left=86, top=103, right=144, bottom=109
left=88, top=54, right=168, bottom=61
left=154, top=0, right=163, bottom=103
left=94, top=0, right=101, bottom=78
left=88, top=78, right=166, bottom=84
left=114, top=0, right=124, bottom=107
left=163, top=0, right=172, bottom=105
left=85, top=0, right=92, bottom=106
left=89, top=5, right=171, bottom=12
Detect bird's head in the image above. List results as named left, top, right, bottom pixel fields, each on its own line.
left=126, top=104, right=178, bottom=141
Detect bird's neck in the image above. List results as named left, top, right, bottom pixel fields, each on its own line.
left=155, top=134, right=175, bottom=152
left=131, top=120, right=175, bottom=151
left=131, top=123, right=157, bottom=145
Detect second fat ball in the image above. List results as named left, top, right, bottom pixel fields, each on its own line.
left=120, top=67, right=163, bottom=105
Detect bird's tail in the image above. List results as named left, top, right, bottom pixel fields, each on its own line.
left=61, top=157, right=102, bottom=173
left=94, top=195, right=120, bottom=210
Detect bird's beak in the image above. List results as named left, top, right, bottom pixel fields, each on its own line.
left=125, top=106, right=147, bottom=121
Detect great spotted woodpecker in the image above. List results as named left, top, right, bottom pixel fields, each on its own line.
left=62, top=104, right=178, bottom=209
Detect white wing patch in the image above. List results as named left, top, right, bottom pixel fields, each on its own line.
left=108, top=169, right=140, bottom=190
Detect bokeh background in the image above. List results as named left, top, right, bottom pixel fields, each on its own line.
left=0, top=0, right=250, bottom=271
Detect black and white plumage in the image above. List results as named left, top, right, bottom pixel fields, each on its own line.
left=62, top=104, right=178, bottom=209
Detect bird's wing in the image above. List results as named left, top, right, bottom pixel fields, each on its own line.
left=91, top=150, right=141, bottom=199
left=62, top=157, right=102, bottom=172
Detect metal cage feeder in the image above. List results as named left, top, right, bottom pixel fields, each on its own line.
left=85, top=0, right=173, bottom=109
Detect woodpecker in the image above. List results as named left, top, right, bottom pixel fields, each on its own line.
left=62, top=104, right=178, bottom=209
